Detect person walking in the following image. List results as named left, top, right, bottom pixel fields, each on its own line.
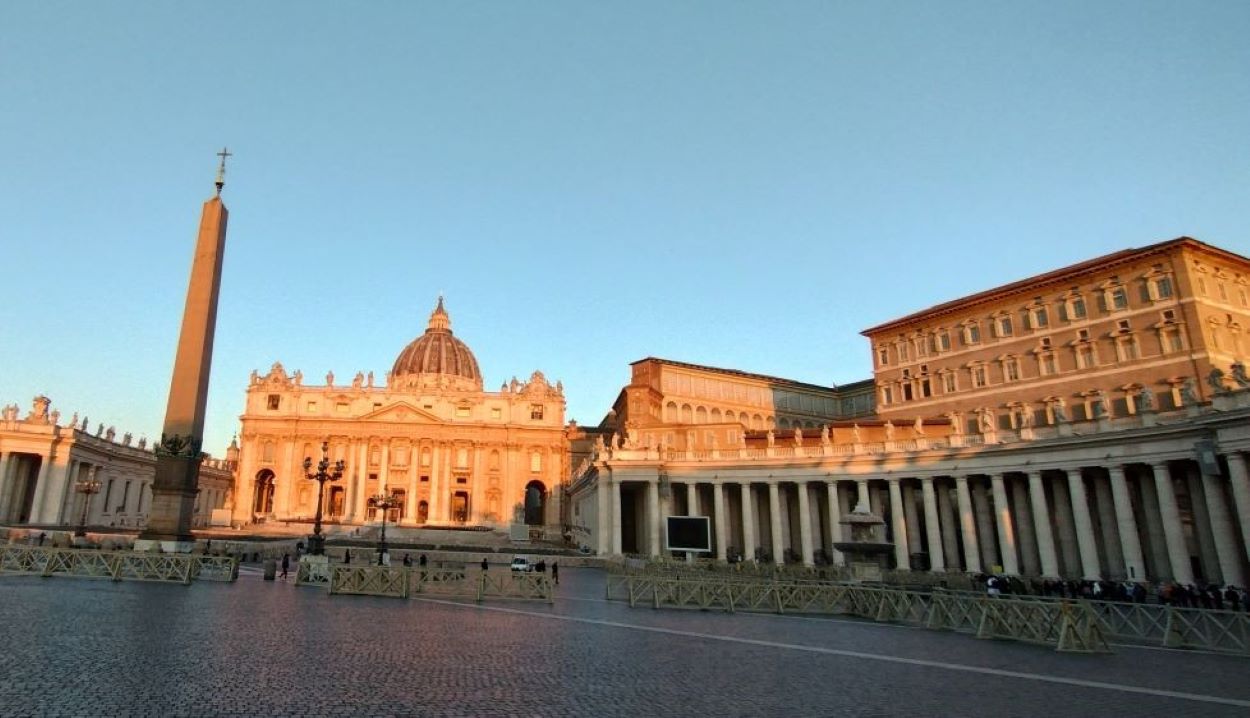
left=481, top=557, right=489, bottom=571
left=344, top=549, right=351, bottom=564
left=551, top=561, right=559, bottom=585
left=280, top=553, right=290, bottom=580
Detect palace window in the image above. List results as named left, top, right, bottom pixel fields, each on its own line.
left=336, top=402, right=349, bottom=414
left=897, top=341, right=910, bottom=362
left=969, top=364, right=988, bottom=389
left=941, top=372, right=956, bottom=394
left=1153, top=275, right=1173, bottom=299
left=456, top=404, right=471, bottom=418
left=1075, top=343, right=1097, bottom=369
left=995, top=315, right=1014, bottom=338
left=1115, top=336, right=1140, bottom=362
left=1219, top=283, right=1229, bottom=301
left=1158, top=326, right=1184, bottom=354
left=306, top=401, right=318, bottom=412
left=1239, top=286, right=1249, bottom=307
left=1060, top=293, right=1087, bottom=321
left=881, top=386, right=894, bottom=405
left=530, top=404, right=544, bottom=420
left=490, top=407, right=502, bottom=420
left=1030, top=306, right=1049, bottom=329
left=1197, top=277, right=1208, bottom=296
left=1110, top=287, right=1129, bottom=311
left=1038, top=351, right=1058, bottom=376
left=267, top=394, right=280, bottom=411
left=878, top=346, right=889, bottom=366
left=962, top=322, right=982, bottom=345
left=1002, top=357, right=1021, bottom=382
left=937, top=331, right=951, bottom=352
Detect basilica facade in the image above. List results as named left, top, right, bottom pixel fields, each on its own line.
left=570, top=237, right=1250, bottom=588
left=230, top=298, right=569, bottom=532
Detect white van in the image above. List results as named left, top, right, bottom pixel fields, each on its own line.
left=510, top=556, right=533, bottom=572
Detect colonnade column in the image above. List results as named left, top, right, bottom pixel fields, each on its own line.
left=1151, top=462, right=1194, bottom=585
left=902, top=483, right=923, bottom=556
left=741, top=483, right=756, bottom=562
left=920, top=477, right=945, bottom=571
left=1092, top=475, right=1124, bottom=578
left=611, top=477, right=623, bottom=555
left=1227, top=453, right=1250, bottom=564
left=646, top=479, right=661, bottom=556
left=936, top=482, right=960, bottom=569
left=1010, top=479, right=1039, bottom=576
left=971, top=480, right=997, bottom=571
left=796, top=481, right=813, bottom=567
left=598, top=474, right=612, bottom=555
left=686, top=482, right=699, bottom=515
left=888, top=479, right=910, bottom=570
left=767, top=482, right=783, bottom=566
left=1107, top=465, right=1146, bottom=582
left=1200, top=465, right=1244, bottom=588
left=0, top=453, right=11, bottom=519
left=1065, top=470, right=1102, bottom=580
left=1027, top=471, right=1059, bottom=578
left=990, top=474, right=1019, bottom=575
left=712, top=482, right=727, bottom=561
left=826, top=481, right=844, bottom=566
left=954, top=476, right=981, bottom=573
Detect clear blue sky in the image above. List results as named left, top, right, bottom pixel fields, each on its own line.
left=2, top=2, right=1248, bottom=456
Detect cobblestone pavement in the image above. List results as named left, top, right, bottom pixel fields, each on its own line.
left=1, top=566, right=1248, bottom=717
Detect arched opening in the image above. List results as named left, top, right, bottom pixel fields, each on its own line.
left=417, top=500, right=429, bottom=524
left=524, top=480, right=547, bottom=526
left=253, top=469, right=276, bottom=514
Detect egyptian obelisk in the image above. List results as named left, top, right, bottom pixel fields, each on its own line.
left=136, top=149, right=231, bottom=551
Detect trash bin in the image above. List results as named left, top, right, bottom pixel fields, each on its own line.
left=263, top=559, right=277, bottom=581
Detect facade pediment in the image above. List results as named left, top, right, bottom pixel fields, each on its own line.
left=358, top=401, right=442, bottom=424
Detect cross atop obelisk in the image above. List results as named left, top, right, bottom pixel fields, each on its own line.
left=215, top=147, right=232, bottom=195
left=137, top=151, right=232, bottom=550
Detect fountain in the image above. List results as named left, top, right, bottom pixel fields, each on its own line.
left=833, top=502, right=895, bottom=582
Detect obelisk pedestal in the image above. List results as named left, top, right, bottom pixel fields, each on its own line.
left=136, top=152, right=231, bottom=553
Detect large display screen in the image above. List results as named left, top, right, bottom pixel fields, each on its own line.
left=665, top=516, right=711, bottom=552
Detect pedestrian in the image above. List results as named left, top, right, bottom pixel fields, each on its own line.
left=552, top=561, right=559, bottom=585
left=204, top=539, right=212, bottom=554
left=481, top=557, right=489, bottom=571
left=419, top=554, right=427, bottom=568
left=344, top=549, right=351, bottom=564
left=280, top=553, right=290, bottom=580
left=403, top=554, right=412, bottom=567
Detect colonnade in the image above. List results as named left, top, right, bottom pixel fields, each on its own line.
left=597, top=452, right=1250, bottom=586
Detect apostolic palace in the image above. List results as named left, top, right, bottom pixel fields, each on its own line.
left=3, top=233, right=1250, bottom=590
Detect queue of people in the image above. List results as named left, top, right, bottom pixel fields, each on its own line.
left=975, top=572, right=1250, bottom=611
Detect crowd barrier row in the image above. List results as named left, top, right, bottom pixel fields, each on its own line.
left=0, top=546, right=238, bottom=584
left=298, top=564, right=554, bottom=603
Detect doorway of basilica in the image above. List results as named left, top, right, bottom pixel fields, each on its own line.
left=252, top=470, right=275, bottom=515
left=452, top=491, right=470, bottom=523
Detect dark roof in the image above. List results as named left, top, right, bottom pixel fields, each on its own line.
left=860, top=237, right=1250, bottom=336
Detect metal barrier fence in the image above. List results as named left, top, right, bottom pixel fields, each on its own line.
left=327, top=565, right=553, bottom=603
left=0, top=546, right=238, bottom=585
left=931, top=588, right=1250, bottom=656
left=605, top=574, right=1108, bottom=654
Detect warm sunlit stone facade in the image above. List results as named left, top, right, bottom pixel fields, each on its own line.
left=0, top=396, right=232, bottom=531
left=570, top=238, right=1250, bottom=588
left=230, top=299, right=568, bottom=532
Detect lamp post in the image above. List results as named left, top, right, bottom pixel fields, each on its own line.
left=370, top=491, right=401, bottom=565
left=302, top=441, right=344, bottom=556
left=73, top=471, right=103, bottom=538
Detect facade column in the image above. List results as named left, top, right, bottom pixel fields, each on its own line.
left=767, top=482, right=783, bottom=566
left=279, top=441, right=298, bottom=517
left=1199, top=464, right=1245, bottom=588
left=990, top=474, right=1019, bottom=575
left=954, top=476, right=981, bottom=573
left=921, top=477, right=945, bottom=571
left=611, top=476, right=623, bottom=555
left=1010, top=479, right=1039, bottom=576
left=686, top=482, right=699, bottom=515
left=0, top=452, right=12, bottom=519
left=647, top=479, right=661, bottom=556
left=1227, top=453, right=1250, bottom=567
left=712, top=482, right=727, bottom=561
left=355, top=441, right=369, bottom=520
left=937, top=482, right=960, bottom=570
left=741, top=482, right=757, bottom=562
left=26, top=457, right=53, bottom=524
left=43, top=457, right=77, bottom=525
left=826, top=481, right=844, bottom=566
left=1051, top=476, right=1080, bottom=577
left=1027, top=471, right=1059, bottom=578
left=1066, top=470, right=1102, bottom=580
left=1138, top=472, right=1170, bottom=579
left=1107, top=465, right=1147, bottom=582
left=888, top=479, right=910, bottom=570
left=1151, top=462, right=1194, bottom=585
left=796, top=481, right=814, bottom=567
left=57, top=459, right=81, bottom=525
left=971, top=480, right=997, bottom=571
left=1092, top=473, right=1124, bottom=579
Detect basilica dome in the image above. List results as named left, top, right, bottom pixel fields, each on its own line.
left=391, top=297, right=483, bottom=389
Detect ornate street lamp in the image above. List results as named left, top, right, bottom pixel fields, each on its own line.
left=302, top=441, right=344, bottom=556
left=370, top=491, right=401, bottom=565
left=73, top=471, right=103, bottom=538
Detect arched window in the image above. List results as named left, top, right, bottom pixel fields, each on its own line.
left=695, top=406, right=708, bottom=423
left=680, top=404, right=693, bottom=423
left=710, top=408, right=722, bottom=422
left=664, top=402, right=678, bottom=423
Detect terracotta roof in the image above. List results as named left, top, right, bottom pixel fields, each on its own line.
left=630, top=356, right=869, bottom=394
left=860, top=236, right=1249, bottom=336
